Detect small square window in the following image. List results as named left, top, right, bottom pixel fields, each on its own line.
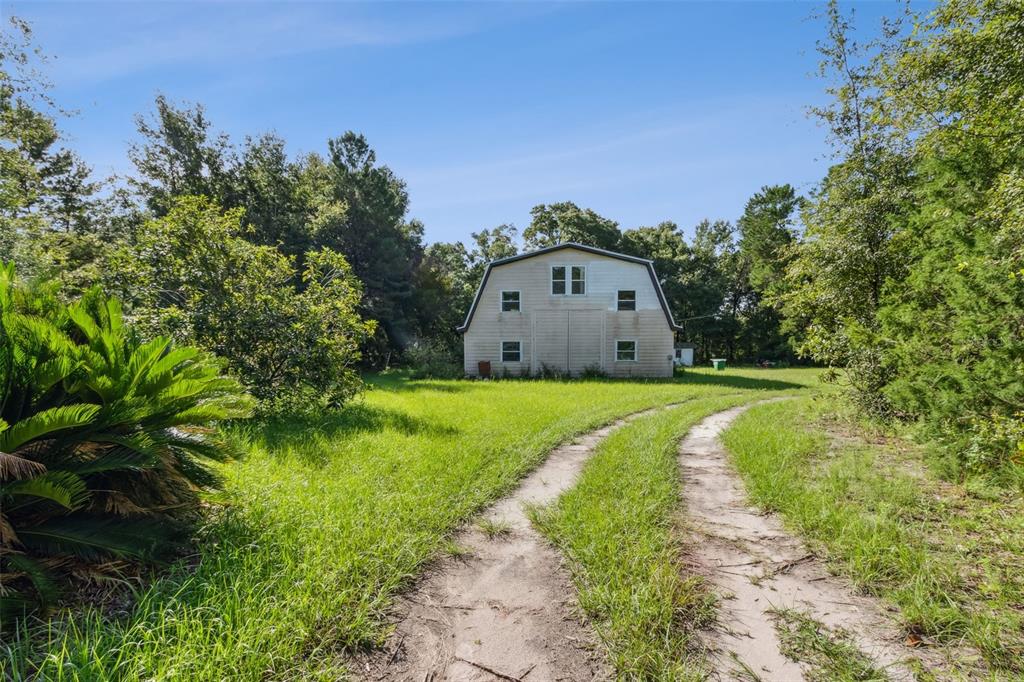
left=571, top=266, right=586, bottom=295
left=617, top=290, right=636, bottom=311
left=501, top=291, right=521, bottom=312
left=551, top=266, right=566, bottom=295
left=501, top=341, right=522, bottom=363
left=616, top=340, right=637, bottom=362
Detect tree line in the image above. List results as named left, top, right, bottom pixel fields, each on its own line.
left=0, top=17, right=803, bottom=401
left=2, top=0, right=1021, bottom=481
left=777, top=0, right=1022, bottom=482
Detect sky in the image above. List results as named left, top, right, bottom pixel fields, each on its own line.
left=7, top=1, right=901, bottom=246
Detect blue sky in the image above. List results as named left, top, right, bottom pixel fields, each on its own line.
left=9, top=1, right=899, bottom=245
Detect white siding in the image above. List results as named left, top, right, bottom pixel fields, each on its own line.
left=463, top=248, right=675, bottom=377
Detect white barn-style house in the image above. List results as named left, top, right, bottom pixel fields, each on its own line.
left=458, top=243, right=682, bottom=377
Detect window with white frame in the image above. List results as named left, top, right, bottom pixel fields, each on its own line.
left=501, top=340, right=522, bottom=362
left=617, top=289, right=636, bottom=311
left=552, top=265, right=586, bottom=295
left=551, top=266, right=566, bottom=295
left=615, top=340, right=637, bottom=361
left=570, top=265, right=586, bottom=295
left=501, top=290, right=521, bottom=312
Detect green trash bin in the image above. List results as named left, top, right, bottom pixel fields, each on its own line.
left=711, top=358, right=726, bottom=371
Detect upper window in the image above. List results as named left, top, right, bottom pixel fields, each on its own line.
left=571, top=266, right=586, bottom=295
left=552, top=265, right=586, bottom=295
left=501, top=290, right=521, bottom=312
left=616, top=340, right=637, bottom=362
left=617, top=290, right=636, bottom=311
left=551, top=266, right=566, bottom=295
left=501, top=340, right=522, bottom=363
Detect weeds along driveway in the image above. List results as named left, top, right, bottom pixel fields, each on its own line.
left=721, top=397, right=1022, bottom=679
left=5, top=370, right=817, bottom=680
left=356, top=404, right=683, bottom=680
left=533, top=395, right=773, bottom=680
left=359, top=396, right=810, bottom=681
left=680, top=403, right=925, bottom=681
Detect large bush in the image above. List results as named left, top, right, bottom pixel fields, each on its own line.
left=875, top=2, right=1024, bottom=477
left=107, top=196, right=376, bottom=410
left=782, top=0, right=1024, bottom=479
left=0, top=264, right=253, bottom=616
left=402, top=340, right=462, bottom=379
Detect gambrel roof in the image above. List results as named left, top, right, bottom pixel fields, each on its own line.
left=457, top=242, right=683, bottom=333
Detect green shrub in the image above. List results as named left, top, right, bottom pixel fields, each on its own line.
left=537, top=363, right=566, bottom=380
left=0, top=264, right=254, bottom=617
left=106, top=196, right=376, bottom=410
left=959, top=412, right=1024, bottom=484
left=403, top=341, right=462, bottom=379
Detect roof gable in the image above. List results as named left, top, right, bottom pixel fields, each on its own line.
left=457, top=242, right=681, bottom=333
left=488, top=242, right=653, bottom=267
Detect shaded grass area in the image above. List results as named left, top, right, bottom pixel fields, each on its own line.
left=532, top=395, right=783, bottom=680
left=771, top=608, right=889, bottom=682
left=721, top=397, right=1024, bottom=675
left=1, top=369, right=818, bottom=680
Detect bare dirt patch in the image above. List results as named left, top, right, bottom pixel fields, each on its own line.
left=678, top=404, right=935, bottom=682
left=357, top=406, right=674, bottom=681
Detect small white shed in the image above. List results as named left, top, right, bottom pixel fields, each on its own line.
left=673, top=343, right=696, bottom=367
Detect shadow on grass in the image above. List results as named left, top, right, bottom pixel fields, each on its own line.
left=246, top=403, right=460, bottom=455
left=8, top=504, right=283, bottom=679
left=364, top=372, right=472, bottom=393
left=671, top=371, right=807, bottom=391
left=364, top=370, right=809, bottom=393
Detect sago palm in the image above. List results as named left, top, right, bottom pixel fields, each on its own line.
left=0, top=264, right=254, bottom=617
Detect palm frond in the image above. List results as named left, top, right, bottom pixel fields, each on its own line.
left=160, top=427, right=241, bottom=463
left=98, top=490, right=153, bottom=517
left=3, top=470, right=89, bottom=511
left=65, top=299, right=99, bottom=338
left=167, top=448, right=223, bottom=489
left=5, top=313, right=76, bottom=357
left=17, top=515, right=186, bottom=562
left=2, top=553, right=61, bottom=607
left=146, top=346, right=199, bottom=382
left=161, top=403, right=253, bottom=427
left=63, top=443, right=158, bottom=475
left=32, top=355, right=80, bottom=395
left=0, top=265, right=253, bottom=613
left=0, top=512, right=19, bottom=545
left=0, top=592, right=36, bottom=621
left=0, top=450, right=47, bottom=481
left=125, top=337, right=171, bottom=392
left=0, top=404, right=100, bottom=452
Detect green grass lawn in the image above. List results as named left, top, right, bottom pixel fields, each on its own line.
left=532, top=396, right=761, bottom=680
left=2, top=368, right=818, bottom=681
left=721, top=397, right=1024, bottom=676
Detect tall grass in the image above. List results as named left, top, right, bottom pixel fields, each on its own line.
left=533, top=395, right=776, bottom=679
left=721, top=397, right=1024, bottom=674
left=1, top=369, right=817, bottom=680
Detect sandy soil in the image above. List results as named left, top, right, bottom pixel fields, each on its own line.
left=357, top=406, right=672, bottom=682
left=356, top=401, right=953, bottom=682
left=678, top=404, right=929, bottom=682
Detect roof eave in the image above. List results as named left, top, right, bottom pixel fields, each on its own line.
left=458, top=243, right=681, bottom=335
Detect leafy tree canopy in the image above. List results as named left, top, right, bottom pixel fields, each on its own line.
left=107, top=196, right=375, bottom=409
left=522, top=201, right=621, bottom=251
left=0, top=18, right=104, bottom=282
left=737, top=184, right=801, bottom=294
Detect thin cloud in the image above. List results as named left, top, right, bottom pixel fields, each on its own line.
left=20, top=2, right=558, bottom=84
left=404, top=93, right=810, bottom=190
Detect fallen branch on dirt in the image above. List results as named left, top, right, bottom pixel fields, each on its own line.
left=765, top=554, right=813, bottom=577
left=454, top=656, right=527, bottom=681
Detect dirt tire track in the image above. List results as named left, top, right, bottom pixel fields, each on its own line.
left=678, top=403, right=942, bottom=682
left=357, top=404, right=680, bottom=681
